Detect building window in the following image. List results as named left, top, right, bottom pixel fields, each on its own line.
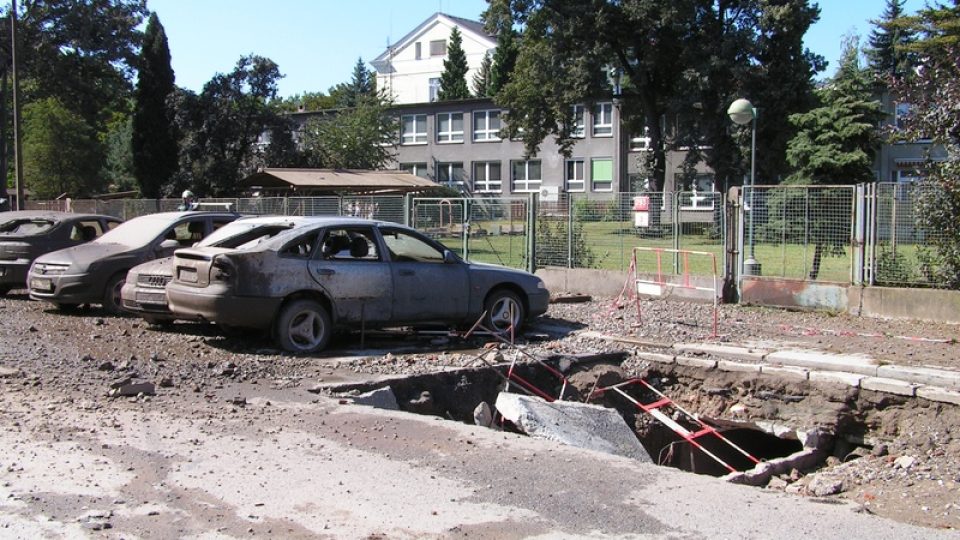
left=400, top=163, right=428, bottom=178
left=591, top=158, right=613, bottom=192
left=401, top=114, right=427, bottom=144
left=565, top=159, right=585, bottom=192
left=473, top=110, right=501, bottom=141
left=592, top=102, right=613, bottom=137
left=571, top=105, right=585, bottom=138
left=473, top=161, right=502, bottom=193
left=629, top=135, right=650, bottom=151
left=511, top=160, right=542, bottom=193
left=677, top=173, right=715, bottom=209
left=429, top=78, right=440, bottom=102
left=415, top=42, right=422, bottom=60
left=437, top=162, right=465, bottom=187
left=437, top=112, right=464, bottom=143
left=430, top=39, right=446, bottom=56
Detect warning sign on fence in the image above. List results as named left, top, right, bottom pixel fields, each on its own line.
left=633, top=196, right=650, bottom=227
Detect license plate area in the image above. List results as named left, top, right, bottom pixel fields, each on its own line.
left=30, top=278, right=52, bottom=292
left=135, top=291, right=167, bottom=304
left=178, top=267, right=198, bottom=283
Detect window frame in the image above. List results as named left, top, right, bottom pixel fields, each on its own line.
left=511, top=159, right=542, bottom=193
left=400, top=162, right=429, bottom=178
left=571, top=105, right=585, bottom=138
left=436, top=162, right=465, bottom=188
left=400, top=114, right=428, bottom=145
left=430, top=39, right=447, bottom=57
left=592, top=102, right=613, bottom=137
left=473, top=110, right=502, bottom=142
left=565, top=159, right=585, bottom=192
left=472, top=161, right=502, bottom=193
left=590, top=157, right=614, bottom=192
left=436, top=112, right=464, bottom=143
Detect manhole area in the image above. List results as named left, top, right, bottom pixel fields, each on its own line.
left=330, top=355, right=816, bottom=477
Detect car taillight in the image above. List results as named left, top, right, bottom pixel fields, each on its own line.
left=210, top=257, right=234, bottom=283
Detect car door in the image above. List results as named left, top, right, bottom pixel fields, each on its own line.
left=379, top=226, right=469, bottom=323
left=307, top=226, right=392, bottom=323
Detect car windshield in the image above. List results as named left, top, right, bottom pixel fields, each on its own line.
left=94, top=215, right=185, bottom=247
left=0, top=218, right=57, bottom=236
left=203, top=223, right=297, bottom=250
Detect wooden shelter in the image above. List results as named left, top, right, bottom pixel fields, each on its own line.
left=243, top=168, right=441, bottom=196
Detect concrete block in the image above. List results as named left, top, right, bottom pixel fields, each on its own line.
left=759, top=365, right=809, bottom=381
left=917, top=386, right=960, bottom=406
left=636, top=352, right=674, bottom=365
left=808, top=370, right=864, bottom=388
left=350, top=387, right=399, bottom=410
left=673, top=343, right=768, bottom=363
left=495, top=393, right=653, bottom=463
left=718, top=360, right=761, bottom=373
left=765, top=350, right=879, bottom=376
left=877, top=365, right=960, bottom=389
left=676, top=356, right=717, bottom=370
left=860, top=377, right=920, bottom=397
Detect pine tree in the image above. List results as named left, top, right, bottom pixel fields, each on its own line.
left=489, top=27, right=518, bottom=94
left=335, top=58, right=376, bottom=108
left=473, top=52, right=493, bottom=97
left=132, top=13, right=178, bottom=199
left=866, top=0, right=917, bottom=79
left=438, top=27, right=470, bottom=100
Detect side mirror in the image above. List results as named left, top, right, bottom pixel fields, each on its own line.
left=159, top=239, right=179, bottom=250
left=443, top=250, right=458, bottom=264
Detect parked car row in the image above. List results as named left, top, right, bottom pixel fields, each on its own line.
left=0, top=210, right=550, bottom=353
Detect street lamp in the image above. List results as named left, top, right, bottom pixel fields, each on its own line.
left=727, top=98, right=761, bottom=276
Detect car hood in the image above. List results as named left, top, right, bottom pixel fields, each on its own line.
left=34, top=242, right=136, bottom=270
left=467, top=261, right=543, bottom=283
left=129, top=256, right=173, bottom=278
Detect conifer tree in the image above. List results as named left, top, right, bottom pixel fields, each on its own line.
left=866, top=0, right=917, bottom=79
left=438, top=27, right=470, bottom=100
left=473, top=52, right=493, bottom=97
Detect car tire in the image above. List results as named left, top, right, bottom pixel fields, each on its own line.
left=275, top=299, right=332, bottom=353
left=484, top=289, right=525, bottom=335
left=101, top=272, right=127, bottom=316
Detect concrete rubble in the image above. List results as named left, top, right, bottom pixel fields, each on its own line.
left=495, top=392, right=653, bottom=463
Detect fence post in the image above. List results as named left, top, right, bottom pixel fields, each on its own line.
left=566, top=194, right=574, bottom=268
left=723, top=187, right=740, bottom=303
left=462, top=198, right=470, bottom=261
left=526, top=192, right=537, bottom=274
left=853, top=184, right=866, bottom=285
left=672, top=191, right=680, bottom=273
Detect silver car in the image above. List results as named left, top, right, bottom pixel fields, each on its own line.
left=121, top=216, right=322, bottom=324
left=166, top=218, right=550, bottom=353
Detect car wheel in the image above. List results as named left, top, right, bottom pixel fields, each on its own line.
left=484, top=289, right=525, bottom=335
left=275, top=299, right=332, bottom=353
left=101, top=272, right=127, bottom=316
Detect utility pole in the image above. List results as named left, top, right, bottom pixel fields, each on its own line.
left=11, top=0, right=23, bottom=210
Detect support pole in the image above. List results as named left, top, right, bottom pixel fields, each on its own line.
left=11, top=0, right=24, bottom=210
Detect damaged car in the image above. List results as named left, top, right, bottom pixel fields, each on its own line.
left=28, top=211, right=239, bottom=314
left=166, top=218, right=550, bottom=353
left=0, top=211, right=121, bottom=295
left=121, top=215, right=322, bottom=325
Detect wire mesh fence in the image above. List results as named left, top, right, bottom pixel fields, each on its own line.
left=536, top=192, right=726, bottom=277
left=744, top=185, right=855, bottom=283
left=870, top=182, right=952, bottom=287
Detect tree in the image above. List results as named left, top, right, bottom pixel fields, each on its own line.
left=473, top=52, right=493, bottom=97
left=175, top=55, right=283, bottom=196
left=273, top=92, right=338, bottom=113
left=132, top=12, right=178, bottom=199
left=299, top=96, right=397, bottom=169
left=785, top=37, right=881, bottom=279
left=866, top=0, right=917, bottom=80
left=488, top=25, right=518, bottom=95
left=330, top=57, right=376, bottom=108
left=484, top=0, right=823, bottom=192
left=438, top=27, right=470, bottom=100
left=260, top=118, right=304, bottom=169
left=22, top=98, right=102, bottom=198
left=101, top=111, right=136, bottom=192
left=890, top=2, right=960, bottom=287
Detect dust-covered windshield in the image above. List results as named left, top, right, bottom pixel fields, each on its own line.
left=202, top=222, right=297, bottom=250
left=93, top=214, right=182, bottom=247
left=0, top=218, right=57, bottom=236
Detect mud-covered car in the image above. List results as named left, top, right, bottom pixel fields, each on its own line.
left=28, top=211, right=239, bottom=314
left=121, top=215, right=322, bottom=324
left=0, top=211, right=121, bottom=295
left=166, top=218, right=550, bottom=353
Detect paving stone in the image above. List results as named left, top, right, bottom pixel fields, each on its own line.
left=108, top=381, right=155, bottom=397
left=676, top=356, right=717, bottom=370
left=349, top=387, right=399, bottom=410
left=495, top=392, right=653, bottom=463
left=808, top=370, right=864, bottom=388
left=765, top=350, right=879, bottom=376
left=877, top=365, right=960, bottom=389
left=916, top=386, right=960, bottom=406
left=674, top=343, right=768, bottom=362
left=718, top=360, right=761, bottom=373
left=635, top=352, right=674, bottom=365
left=759, top=365, right=809, bottom=380
left=0, top=366, right=21, bottom=378
left=860, top=377, right=920, bottom=397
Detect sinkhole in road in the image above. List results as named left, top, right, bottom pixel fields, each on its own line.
left=331, top=352, right=813, bottom=477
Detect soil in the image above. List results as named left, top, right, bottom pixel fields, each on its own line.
left=1, top=289, right=959, bottom=532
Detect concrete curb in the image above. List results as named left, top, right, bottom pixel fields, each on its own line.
left=583, top=332, right=960, bottom=407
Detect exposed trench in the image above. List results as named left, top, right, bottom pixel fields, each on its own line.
left=326, top=350, right=926, bottom=484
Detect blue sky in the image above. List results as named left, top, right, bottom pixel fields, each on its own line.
left=148, top=0, right=926, bottom=98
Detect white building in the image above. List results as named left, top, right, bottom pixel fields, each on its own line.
left=371, top=13, right=496, bottom=105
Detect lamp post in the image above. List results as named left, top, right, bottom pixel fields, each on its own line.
left=727, top=98, right=761, bottom=276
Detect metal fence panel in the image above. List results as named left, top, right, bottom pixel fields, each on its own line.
left=871, top=182, right=950, bottom=287
left=744, top=185, right=855, bottom=282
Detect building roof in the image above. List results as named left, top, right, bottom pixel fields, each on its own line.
left=371, top=12, right=495, bottom=70
left=244, top=168, right=441, bottom=195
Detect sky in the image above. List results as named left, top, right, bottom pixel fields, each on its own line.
left=147, top=0, right=927, bottom=99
